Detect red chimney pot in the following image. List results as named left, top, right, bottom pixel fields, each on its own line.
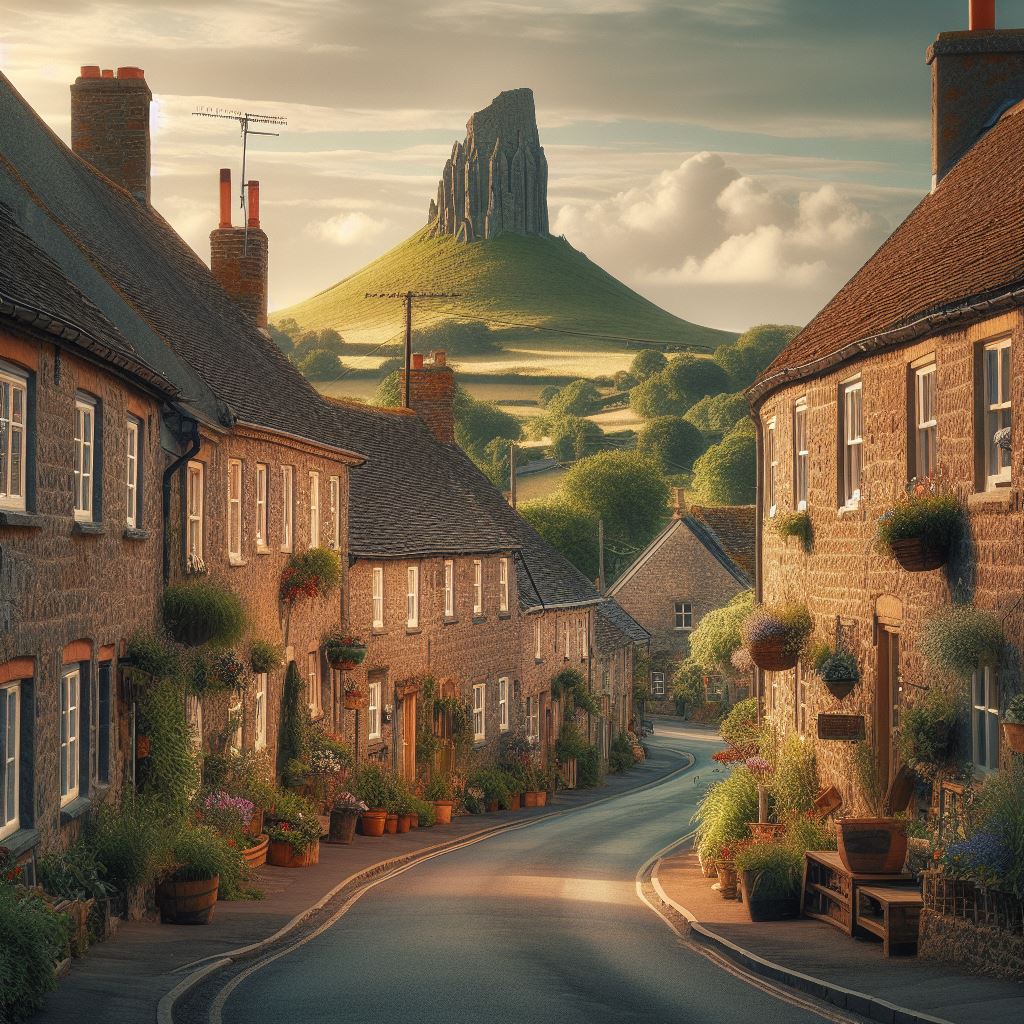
left=246, top=180, right=260, bottom=228
left=411, top=353, right=425, bottom=369
left=80, top=65, right=101, bottom=78
left=970, top=0, right=996, bottom=30
left=432, top=349, right=447, bottom=366
left=116, top=66, right=145, bottom=80
left=218, top=169, right=232, bottom=228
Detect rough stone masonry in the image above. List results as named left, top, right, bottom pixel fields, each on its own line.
left=428, top=87, right=549, bottom=242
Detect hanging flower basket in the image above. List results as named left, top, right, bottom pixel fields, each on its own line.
left=876, top=475, right=961, bottom=572
left=888, top=537, right=947, bottom=572
left=742, top=603, right=811, bottom=672
left=812, top=648, right=859, bottom=700
left=343, top=687, right=367, bottom=710
left=162, top=579, right=245, bottom=648
left=322, top=629, right=367, bottom=671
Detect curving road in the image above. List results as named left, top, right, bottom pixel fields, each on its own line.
left=216, top=721, right=834, bottom=1024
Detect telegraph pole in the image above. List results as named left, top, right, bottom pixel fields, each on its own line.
left=364, top=291, right=460, bottom=408
left=509, top=442, right=518, bottom=508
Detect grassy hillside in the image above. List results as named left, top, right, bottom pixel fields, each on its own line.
left=274, top=229, right=735, bottom=351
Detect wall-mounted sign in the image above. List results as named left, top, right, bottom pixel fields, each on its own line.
left=817, top=713, right=865, bottom=741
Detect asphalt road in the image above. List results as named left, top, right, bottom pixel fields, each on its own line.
left=217, top=720, right=830, bottom=1024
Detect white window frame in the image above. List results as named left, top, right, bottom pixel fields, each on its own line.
left=674, top=601, right=693, bottom=631
left=0, top=682, right=20, bottom=840
left=971, top=666, right=1000, bottom=773
left=499, top=557, right=509, bottom=612
left=186, top=461, right=204, bottom=564
left=983, top=338, right=1012, bottom=489
left=368, top=681, right=381, bottom=740
left=564, top=619, right=571, bottom=659
left=126, top=416, right=140, bottom=528
left=534, top=617, right=542, bottom=660
left=765, top=416, right=777, bottom=517
left=73, top=395, right=96, bottom=522
left=309, top=470, right=320, bottom=547
left=473, top=559, right=483, bottom=616
left=60, top=666, right=81, bottom=806
left=307, top=650, right=322, bottom=718
left=186, top=694, right=203, bottom=751
left=651, top=671, right=665, bottom=697
left=228, top=458, right=243, bottom=562
left=280, top=465, right=294, bottom=552
left=254, top=673, right=267, bottom=751
left=443, top=559, right=455, bottom=618
left=472, top=683, right=486, bottom=742
left=796, top=666, right=808, bottom=736
left=793, top=397, right=808, bottom=511
left=228, top=698, right=243, bottom=755
left=526, top=695, right=539, bottom=744
left=329, top=475, right=340, bottom=550
left=0, top=366, right=27, bottom=512
left=372, top=566, right=384, bottom=628
left=840, top=379, right=863, bottom=507
left=498, top=677, right=509, bottom=732
left=407, top=565, right=419, bottom=628
left=914, top=364, right=937, bottom=481
left=255, top=463, right=268, bottom=549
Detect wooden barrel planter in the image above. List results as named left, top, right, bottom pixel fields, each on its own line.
left=327, top=810, right=359, bottom=845
left=739, top=871, right=800, bottom=921
left=384, top=814, right=399, bottom=834
left=242, top=834, right=269, bottom=868
left=268, top=840, right=320, bottom=868
left=888, top=537, right=947, bottom=572
left=246, top=808, right=265, bottom=838
left=837, top=818, right=908, bottom=874
left=1003, top=721, right=1024, bottom=754
left=747, top=637, right=798, bottom=672
left=157, top=876, right=219, bottom=925
left=523, top=792, right=539, bottom=808
left=509, top=793, right=521, bottom=811
left=715, top=862, right=738, bottom=899
left=359, top=810, right=387, bottom=837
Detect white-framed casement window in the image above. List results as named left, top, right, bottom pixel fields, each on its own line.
left=228, top=458, right=243, bottom=562
left=473, top=559, right=483, bottom=616
left=372, top=566, right=384, bottom=628
left=309, top=471, right=320, bottom=547
left=60, top=666, right=81, bottom=806
left=186, top=461, right=204, bottom=566
left=443, top=559, right=455, bottom=618
left=73, top=394, right=96, bottom=522
left=367, top=681, right=381, bottom=740
left=971, top=666, right=1000, bottom=773
left=0, top=365, right=28, bottom=512
left=914, top=364, right=937, bottom=480
left=329, top=476, right=340, bottom=550
left=126, top=416, right=140, bottom=528
left=651, top=672, right=666, bottom=697
left=768, top=672, right=779, bottom=713
left=982, top=338, right=1012, bottom=489
left=765, top=416, right=777, bottom=517
left=255, top=463, right=268, bottom=549
left=840, top=379, right=863, bottom=507
left=307, top=650, right=322, bottom=718
left=498, top=677, right=509, bottom=732
left=674, top=601, right=693, bottom=631
left=280, top=465, right=294, bottom=552
left=186, top=694, right=203, bottom=750
left=499, top=557, right=509, bottom=612
left=793, top=397, right=808, bottom=511
left=534, top=617, right=542, bottom=660
left=254, top=673, right=267, bottom=751
left=228, top=698, right=243, bottom=755
left=526, top=695, right=539, bottom=744
left=472, top=683, right=486, bottom=742
left=406, top=565, right=419, bottom=628
left=1, top=682, right=20, bottom=840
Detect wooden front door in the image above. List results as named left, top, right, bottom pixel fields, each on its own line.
left=401, top=692, right=416, bottom=781
left=875, top=628, right=901, bottom=792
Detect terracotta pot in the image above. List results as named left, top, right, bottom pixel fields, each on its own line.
left=715, top=862, right=738, bottom=899
left=385, top=813, right=399, bottom=834
left=135, top=734, right=151, bottom=759
left=433, top=800, right=454, bottom=825
left=242, top=834, right=269, bottom=868
left=268, top=839, right=320, bottom=868
left=327, top=809, right=359, bottom=845
left=537, top=791, right=548, bottom=807
left=360, top=810, right=387, bottom=837
left=837, top=818, right=908, bottom=874
left=1003, top=721, right=1024, bottom=755
left=509, top=793, right=521, bottom=811
left=822, top=678, right=857, bottom=700
left=523, top=791, right=539, bottom=808
left=739, top=871, right=800, bottom=921
left=397, top=813, right=413, bottom=833
left=410, top=814, right=419, bottom=829
left=485, top=799, right=499, bottom=813
left=157, top=876, right=219, bottom=924
left=888, top=536, right=947, bottom=572
left=747, top=636, right=798, bottom=672
left=245, top=808, right=265, bottom=838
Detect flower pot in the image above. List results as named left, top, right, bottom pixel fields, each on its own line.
left=242, top=834, right=269, bottom=868
left=822, top=678, right=857, bottom=700
left=385, top=813, right=399, bottom=834
left=715, top=862, right=738, bottom=899
left=836, top=818, right=908, bottom=874
left=327, top=809, right=359, bottom=845
left=397, top=813, right=413, bottom=834
left=1003, top=721, right=1024, bottom=754
left=747, top=636, right=798, bottom=672
left=433, top=800, right=454, bottom=824
left=135, top=734, right=151, bottom=759
left=739, top=871, right=800, bottom=921
left=360, top=810, right=387, bottom=837
left=343, top=692, right=364, bottom=710
left=410, top=814, right=419, bottom=829
left=888, top=537, right=947, bottom=572
left=268, top=839, right=320, bottom=868
left=245, top=808, right=265, bottom=838
left=523, top=791, right=539, bottom=808
left=509, top=793, right=521, bottom=811
left=537, top=791, right=548, bottom=807
left=157, top=876, right=219, bottom=925
left=485, top=799, right=499, bottom=813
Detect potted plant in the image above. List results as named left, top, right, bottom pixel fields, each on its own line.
left=1003, top=694, right=1024, bottom=754
left=876, top=475, right=961, bottom=572
left=327, top=792, right=367, bottom=845
left=190, top=650, right=248, bottom=696
left=742, top=603, right=811, bottom=672
left=343, top=684, right=366, bottom=710
left=809, top=641, right=859, bottom=700
left=734, top=841, right=803, bottom=921
left=249, top=639, right=283, bottom=675
left=352, top=763, right=397, bottom=835
left=162, top=578, right=246, bottom=648
left=715, top=843, right=740, bottom=899
left=424, top=774, right=457, bottom=824
left=920, top=606, right=1003, bottom=679
left=265, top=792, right=322, bottom=868
left=898, top=684, right=967, bottom=780
left=202, top=792, right=268, bottom=867
left=468, top=767, right=511, bottom=812
left=157, top=824, right=234, bottom=925
left=836, top=742, right=908, bottom=874
left=322, top=628, right=367, bottom=671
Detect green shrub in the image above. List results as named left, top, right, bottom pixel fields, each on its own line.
left=719, top=697, right=759, bottom=749
left=692, top=765, right=758, bottom=863
left=38, top=842, right=116, bottom=904
left=876, top=490, right=962, bottom=555
left=423, top=774, right=457, bottom=802
left=898, top=684, right=968, bottom=780
left=976, top=759, right=1024, bottom=895
left=0, top=886, right=71, bottom=1022
left=168, top=821, right=246, bottom=900
left=135, top=677, right=199, bottom=815
left=125, top=630, right=182, bottom=680
left=783, top=811, right=837, bottom=854
left=411, top=797, right=437, bottom=826
left=818, top=650, right=858, bottom=682
left=577, top=745, right=603, bottom=788
left=774, top=510, right=812, bottom=551
left=86, top=798, right=175, bottom=890
left=249, top=639, right=284, bottom=674
left=920, top=606, right=1003, bottom=678
left=733, top=841, right=803, bottom=900
left=630, top=349, right=667, bottom=381
left=466, top=767, right=511, bottom=808
left=690, top=422, right=756, bottom=505
left=556, top=720, right=589, bottom=762
left=162, top=579, right=245, bottom=648
left=672, top=660, right=706, bottom=716
left=266, top=791, right=322, bottom=852
left=688, top=591, right=753, bottom=673
left=546, top=379, right=602, bottom=417
left=636, top=416, right=707, bottom=473
left=277, top=661, right=309, bottom=778
left=1006, top=694, right=1024, bottom=725
left=352, top=762, right=404, bottom=811
left=547, top=415, right=604, bottom=462
left=299, top=348, right=342, bottom=379
left=684, top=392, right=749, bottom=435
left=769, top=733, right=818, bottom=816
left=609, top=731, right=635, bottom=773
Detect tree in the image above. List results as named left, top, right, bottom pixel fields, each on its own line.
left=299, top=348, right=342, bottom=379
left=684, top=392, right=749, bottom=435
left=547, top=379, right=602, bottom=417
left=267, top=323, right=294, bottom=354
left=629, top=374, right=687, bottom=419
left=548, top=415, right=603, bottom=462
left=613, top=370, right=638, bottom=391
left=688, top=591, right=754, bottom=674
left=713, top=324, right=800, bottom=389
left=538, top=384, right=562, bottom=407
left=292, top=327, right=345, bottom=362
left=636, top=417, right=707, bottom=473
left=482, top=437, right=512, bottom=488
left=630, top=349, right=667, bottom=381
left=518, top=498, right=599, bottom=580
left=664, top=353, right=731, bottom=407
left=416, top=319, right=498, bottom=355
left=672, top=659, right=706, bottom=717
left=690, top=420, right=756, bottom=505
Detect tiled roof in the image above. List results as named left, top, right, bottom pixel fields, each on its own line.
left=688, top=504, right=756, bottom=583
left=751, top=100, right=1024, bottom=402
left=595, top=599, right=649, bottom=655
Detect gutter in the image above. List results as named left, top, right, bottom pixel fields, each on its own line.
left=161, top=407, right=201, bottom=585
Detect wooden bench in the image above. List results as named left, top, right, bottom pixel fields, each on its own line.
left=855, top=885, right=923, bottom=957
left=802, top=850, right=914, bottom=936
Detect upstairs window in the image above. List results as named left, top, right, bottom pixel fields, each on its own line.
left=972, top=667, right=1000, bottom=773
left=473, top=559, right=483, bottom=616
left=407, top=565, right=419, bottom=628
left=982, top=338, right=1012, bottom=489
left=840, top=379, right=863, bottom=506
left=372, top=566, right=384, bottom=628
left=444, top=560, right=454, bottom=618
left=793, top=398, right=808, bottom=511
left=309, top=471, right=320, bottom=547
left=526, top=696, right=539, bottom=744
left=765, top=416, right=777, bottom=517
left=674, top=601, right=693, bottom=631
left=126, top=417, right=141, bottom=528
left=186, top=461, right=204, bottom=566
left=280, top=465, right=294, bottom=552
left=60, top=666, right=81, bottom=806
left=499, top=558, right=509, bottom=612
left=499, top=677, right=509, bottom=732
left=307, top=650, right=322, bottom=718
left=74, top=395, right=96, bottom=522
left=329, top=476, right=340, bottom=550
left=255, top=463, right=268, bottom=549
left=472, top=683, right=486, bottom=743
left=368, top=680, right=381, bottom=740
left=534, top=617, right=542, bottom=660
left=228, top=459, right=242, bottom=562
left=913, top=364, right=937, bottom=480
left=254, top=673, right=267, bottom=751
left=0, top=366, right=27, bottom=511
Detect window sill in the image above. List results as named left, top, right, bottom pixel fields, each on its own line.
left=123, top=527, right=149, bottom=541
left=0, top=509, right=42, bottom=528
left=968, top=488, right=1017, bottom=510
left=498, top=612, right=511, bottom=620
left=443, top=617, right=458, bottom=626
left=534, top=657, right=544, bottom=665
left=405, top=627, right=422, bottom=636
left=836, top=503, right=863, bottom=521
left=472, top=739, right=487, bottom=749
left=371, top=627, right=386, bottom=636
left=72, top=521, right=105, bottom=536
left=60, top=796, right=91, bottom=824
left=228, top=556, right=248, bottom=567
left=0, top=827, right=39, bottom=858
left=472, top=616, right=487, bottom=625
left=256, top=546, right=272, bottom=556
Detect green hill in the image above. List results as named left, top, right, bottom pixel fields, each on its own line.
left=274, top=229, right=735, bottom=351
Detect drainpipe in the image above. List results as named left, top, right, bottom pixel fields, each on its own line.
left=161, top=408, right=201, bottom=585
left=752, top=410, right=765, bottom=726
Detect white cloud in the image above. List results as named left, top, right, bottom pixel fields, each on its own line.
left=310, top=210, right=390, bottom=247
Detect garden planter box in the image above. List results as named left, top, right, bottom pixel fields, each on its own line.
left=837, top=818, right=908, bottom=874
left=53, top=897, right=94, bottom=956
left=537, top=792, right=548, bottom=807
left=747, top=637, right=798, bottom=672
left=1003, top=721, right=1024, bottom=754
left=268, top=839, right=320, bottom=868
left=433, top=800, right=454, bottom=824
left=359, top=810, right=387, bottom=837
left=327, top=810, right=359, bottom=845
left=157, top=876, right=219, bottom=925
left=888, top=537, right=947, bottom=572
left=523, top=792, right=539, bottom=808
left=242, top=834, right=269, bottom=868
left=739, top=872, right=799, bottom=921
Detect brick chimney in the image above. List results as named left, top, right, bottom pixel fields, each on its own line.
left=403, top=350, right=455, bottom=443
left=928, top=1, right=1024, bottom=186
left=70, top=65, right=152, bottom=204
left=672, top=486, right=686, bottom=519
left=209, top=170, right=269, bottom=329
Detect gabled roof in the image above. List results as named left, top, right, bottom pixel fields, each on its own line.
left=749, top=100, right=1024, bottom=405
left=595, top=599, right=650, bottom=655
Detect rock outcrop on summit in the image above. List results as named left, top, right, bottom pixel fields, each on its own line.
left=428, top=88, right=549, bottom=242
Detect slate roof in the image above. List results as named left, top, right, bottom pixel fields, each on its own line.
left=0, top=70, right=360, bottom=457
left=750, top=100, right=1024, bottom=404
left=595, top=599, right=649, bottom=656
left=688, top=504, right=756, bottom=583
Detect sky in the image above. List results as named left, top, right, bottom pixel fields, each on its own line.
left=1, top=0, right=1019, bottom=333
